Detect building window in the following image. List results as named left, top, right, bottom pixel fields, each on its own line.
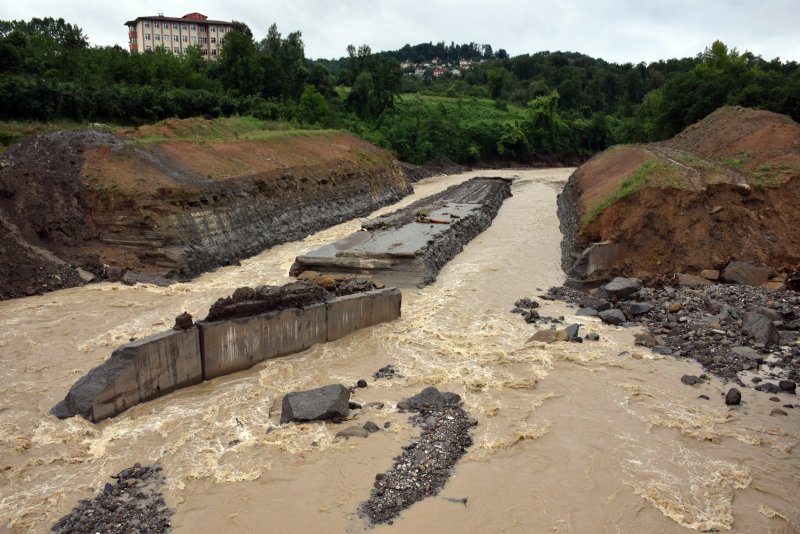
left=211, top=48, right=217, bottom=55
left=190, top=24, right=196, bottom=31
left=173, top=23, right=178, bottom=30
left=199, top=37, right=207, bottom=44
left=154, top=21, right=160, bottom=28
left=145, top=33, right=151, bottom=40
left=144, top=21, right=150, bottom=28
left=192, top=36, right=197, bottom=43
left=202, top=49, right=208, bottom=55
left=174, top=47, right=179, bottom=53
left=210, top=37, right=216, bottom=44
left=199, top=27, right=206, bottom=33
left=173, top=35, right=179, bottom=42
left=154, top=34, right=160, bottom=41
left=128, top=25, right=135, bottom=31
left=183, top=24, right=188, bottom=30
left=145, top=45, right=152, bottom=51
left=219, top=27, right=225, bottom=33
left=182, top=35, right=188, bottom=42
left=129, top=37, right=137, bottom=44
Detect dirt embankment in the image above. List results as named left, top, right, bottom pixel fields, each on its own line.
left=558, top=106, right=800, bottom=282
left=0, top=120, right=411, bottom=299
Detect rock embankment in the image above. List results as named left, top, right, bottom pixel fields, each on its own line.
left=0, top=125, right=411, bottom=299
left=544, top=276, right=800, bottom=389
left=359, top=387, right=474, bottom=525
left=290, top=177, right=512, bottom=287
left=558, top=106, right=800, bottom=285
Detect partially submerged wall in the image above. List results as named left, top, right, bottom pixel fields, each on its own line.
left=52, top=288, right=402, bottom=423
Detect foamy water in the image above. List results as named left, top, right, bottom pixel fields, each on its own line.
left=0, top=169, right=798, bottom=533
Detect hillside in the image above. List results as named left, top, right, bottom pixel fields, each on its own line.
left=0, top=118, right=411, bottom=299
left=558, top=106, right=800, bottom=283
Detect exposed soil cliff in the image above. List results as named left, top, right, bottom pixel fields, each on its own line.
left=558, top=107, right=800, bottom=283
left=0, top=120, right=411, bottom=299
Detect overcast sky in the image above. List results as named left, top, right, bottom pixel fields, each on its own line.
left=2, top=0, right=799, bottom=63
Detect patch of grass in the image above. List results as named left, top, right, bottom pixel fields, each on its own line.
left=122, top=116, right=339, bottom=144
left=581, top=160, right=657, bottom=227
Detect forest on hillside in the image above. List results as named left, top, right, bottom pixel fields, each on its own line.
left=1, top=17, right=799, bottom=164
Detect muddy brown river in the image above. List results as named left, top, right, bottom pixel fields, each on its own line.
left=1, top=169, right=798, bottom=533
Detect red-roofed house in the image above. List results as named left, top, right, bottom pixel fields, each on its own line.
left=124, top=12, right=233, bottom=60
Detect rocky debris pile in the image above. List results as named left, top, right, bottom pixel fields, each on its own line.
left=280, top=384, right=351, bottom=424
left=360, top=387, right=474, bottom=525
left=296, top=271, right=379, bottom=296
left=546, top=277, right=800, bottom=390
left=511, top=297, right=565, bottom=326
left=204, top=277, right=380, bottom=322
left=51, top=464, right=171, bottom=534
left=373, top=364, right=401, bottom=380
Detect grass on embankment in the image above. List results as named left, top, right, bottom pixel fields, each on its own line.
left=118, top=116, right=338, bottom=144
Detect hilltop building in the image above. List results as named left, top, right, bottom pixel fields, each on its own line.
left=124, top=12, right=232, bottom=60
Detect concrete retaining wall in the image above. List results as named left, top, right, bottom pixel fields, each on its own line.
left=52, top=288, right=401, bottom=422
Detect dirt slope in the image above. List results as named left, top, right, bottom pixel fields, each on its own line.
left=558, top=106, right=800, bottom=282
left=0, top=119, right=411, bottom=299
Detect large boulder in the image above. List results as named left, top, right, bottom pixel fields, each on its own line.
left=722, top=262, right=772, bottom=287
left=598, top=309, right=626, bottom=325
left=741, top=312, right=781, bottom=346
left=597, top=277, right=641, bottom=301
left=396, top=387, right=461, bottom=411
left=280, top=384, right=351, bottom=424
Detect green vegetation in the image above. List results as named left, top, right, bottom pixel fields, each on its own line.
left=581, top=161, right=657, bottom=226
left=1, top=17, right=798, bottom=165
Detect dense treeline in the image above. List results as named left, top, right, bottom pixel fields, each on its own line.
left=1, top=17, right=799, bottom=165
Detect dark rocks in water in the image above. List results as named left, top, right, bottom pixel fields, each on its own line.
left=681, top=375, right=703, bottom=386
left=779, top=380, right=797, bottom=393
left=356, top=379, right=368, bottom=388
left=725, top=388, right=742, bottom=405
left=585, top=332, right=600, bottom=341
left=770, top=408, right=788, bottom=416
left=359, top=388, right=473, bottom=525
left=741, top=312, right=781, bottom=346
left=699, top=395, right=710, bottom=400
left=565, top=323, right=581, bottom=341
left=755, top=382, right=781, bottom=394
left=576, top=307, right=599, bottom=317
left=173, top=312, right=193, bottom=331
left=349, top=401, right=362, bottom=410
left=373, top=364, right=398, bottom=380
left=515, top=297, right=539, bottom=310
left=363, top=421, right=381, bottom=433
left=527, top=329, right=559, bottom=344
left=396, top=387, right=461, bottom=412
left=723, top=261, right=772, bottom=287
left=597, top=277, right=642, bottom=301
left=51, top=464, right=172, bottom=533
left=280, top=384, right=350, bottom=424
left=599, top=309, right=626, bottom=325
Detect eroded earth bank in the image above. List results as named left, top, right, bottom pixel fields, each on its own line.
left=1, top=169, right=798, bottom=533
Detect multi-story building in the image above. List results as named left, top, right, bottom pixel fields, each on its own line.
left=125, top=12, right=233, bottom=60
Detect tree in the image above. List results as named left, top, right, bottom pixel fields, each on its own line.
left=297, top=85, right=329, bottom=124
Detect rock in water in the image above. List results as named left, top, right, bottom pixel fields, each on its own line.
left=598, top=277, right=641, bottom=301
left=280, top=384, right=350, bottom=424
left=173, top=312, right=193, bottom=330
left=779, top=380, right=796, bottom=393
left=681, top=375, right=702, bottom=386
left=725, top=388, right=742, bottom=406
left=599, top=309, right=626, bottom=325
left=396, top=386, right=461, bottom=411
left=565, top=323, right=581, bottom=341
left=336, top=426, right=370, bottom=439
left=634, top=333, right=659, bottom=348
left=576, top=307, right=599, bottom=317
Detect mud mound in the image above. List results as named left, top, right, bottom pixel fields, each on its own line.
left=559, top=107, right=800, bottom=283
left=0, top=123, right=411, bottom=299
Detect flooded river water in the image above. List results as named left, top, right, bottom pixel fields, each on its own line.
left=1, top=169, right=798, bottom=533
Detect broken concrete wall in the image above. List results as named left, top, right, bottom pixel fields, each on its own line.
left=51, top=328, right=202, bottom=423
left=200, top=303, right=328, bottom=380
left=52, top=288, right=402, bottom=423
